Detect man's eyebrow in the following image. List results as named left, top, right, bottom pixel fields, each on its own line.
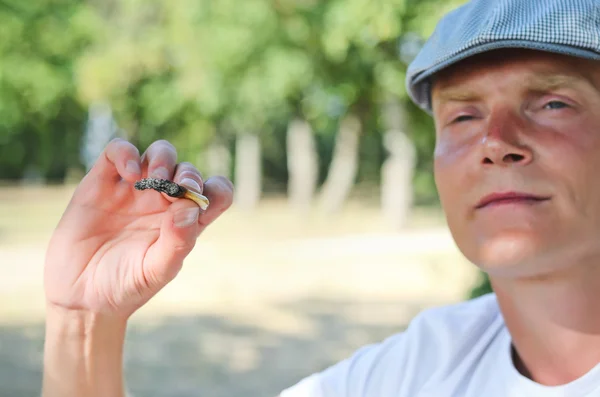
left=526, top=74, right=587, bottom=92
left=435, top=88, right=481, bottom=104
left=434, top=73, right=589, bottom=106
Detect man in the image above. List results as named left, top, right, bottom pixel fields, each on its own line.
left=41, top=0, right=600, bottom=396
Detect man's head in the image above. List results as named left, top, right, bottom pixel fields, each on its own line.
left=431, top=48, right=600, bottom=278
left=405, top=0, right=600, bottom=278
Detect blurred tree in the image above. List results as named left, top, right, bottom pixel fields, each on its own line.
left=262, top=0, right=410, bottom=214
left=81, top=102, right=120, bottom=171
left=0, top=0, right=92, bottom=181
left=317, top=114, right=361, bottom=214
left=381, top=96, right=416, bottom=229
left=286, top=118, right=319, bottom=213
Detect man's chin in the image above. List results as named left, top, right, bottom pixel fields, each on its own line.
left=466, top=233, right=547, bottom=278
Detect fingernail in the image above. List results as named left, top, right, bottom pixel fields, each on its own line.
left=151, top=167, right=170, bottom=180
left=180, top=178, right=201, bottom=192
left=126, top=160, right=141, bottom=176
left=174, top=207, right=200, bottom=228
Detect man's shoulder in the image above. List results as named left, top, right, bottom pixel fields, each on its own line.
left=397, top=292, right=503, bottom=365
left=281, top=293, right=505, bottom=397
left=409, top=292, right=502, bottom=337
left=366, top=293, right=504, bottom=387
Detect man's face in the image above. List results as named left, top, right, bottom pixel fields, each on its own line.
left=431, top=49, right=600, bottom=278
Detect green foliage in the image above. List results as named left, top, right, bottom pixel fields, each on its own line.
left=0, top=0, right=468, bottom=204
left=0, top=0, right=91, bottom=180
left=468, top=272, right=493, bottom=300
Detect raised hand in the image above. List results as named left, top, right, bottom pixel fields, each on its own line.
left=44, top=138, right=234, bottom=318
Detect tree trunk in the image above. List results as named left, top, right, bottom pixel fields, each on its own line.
left=381, top=99, right=416, bottom=230
left=203, top=140, right=231, bottom=179
left=80, top=102, right=119, bottom=172
left=234, top=132, right=261, bottom=210
left=317, top=114, right=361, bottom=214
left=286, top=118, right=319, bottom=213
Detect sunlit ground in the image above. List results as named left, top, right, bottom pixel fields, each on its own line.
left=0, top=184, right=478, bottom=397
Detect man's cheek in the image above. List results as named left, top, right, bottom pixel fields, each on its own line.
left=434, top=133, right=478, bottom=166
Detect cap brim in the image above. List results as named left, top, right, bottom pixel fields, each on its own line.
left=408, top=40, right=600, bottom=115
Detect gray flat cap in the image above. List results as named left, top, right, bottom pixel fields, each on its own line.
left=406, top=0, right=600, bottom=114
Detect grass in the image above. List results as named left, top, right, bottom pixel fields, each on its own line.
left=0, top=185, right=73, bottom=245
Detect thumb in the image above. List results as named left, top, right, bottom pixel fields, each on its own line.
left=144, top=199, right=201, bottom=287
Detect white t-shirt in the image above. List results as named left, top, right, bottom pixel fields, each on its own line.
left=280, top=293, right=600, bottom=397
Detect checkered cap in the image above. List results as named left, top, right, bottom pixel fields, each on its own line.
left=406, top=0, right=600, bottom=114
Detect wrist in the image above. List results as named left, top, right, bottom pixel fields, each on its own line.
left=43, top=304, right=128, bottom=397
left=45, top=303, right=128, bottom=339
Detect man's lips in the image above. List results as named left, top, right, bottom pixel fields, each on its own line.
left=475, top=192, right=551, bottom=209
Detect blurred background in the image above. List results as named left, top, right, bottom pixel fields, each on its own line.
left=0, top=0, right=493, bottom=396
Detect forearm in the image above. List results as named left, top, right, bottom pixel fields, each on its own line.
left=42, top=305, right=127, bottom=397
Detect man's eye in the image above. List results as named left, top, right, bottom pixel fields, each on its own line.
left=544, top=100, right=569, bottom=110
left=452, top=115, right=474, bottom=123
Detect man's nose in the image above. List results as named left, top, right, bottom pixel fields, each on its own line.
left=480, top=108, right=533, bottom=166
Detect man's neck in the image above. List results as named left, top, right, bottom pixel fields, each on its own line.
left=492, top=263, right=600, bottom=386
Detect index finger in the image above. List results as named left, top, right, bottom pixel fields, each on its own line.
left=90, top=138, right=142, bottom=183
left=140, top=140, right=178, bottom=181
